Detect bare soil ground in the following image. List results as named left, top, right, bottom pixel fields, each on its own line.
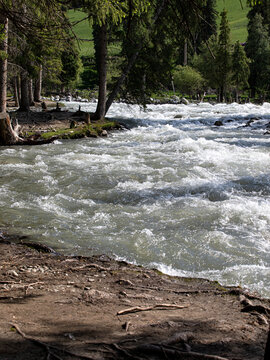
left=10, top=102, right=81, bottom=133
left=0, top=239, right=269, bottom=360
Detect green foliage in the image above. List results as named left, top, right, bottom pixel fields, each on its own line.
left=245, top=13, right=270, bottom=96
left=60, top=44, right=81, bottom=88
left=173, top=66, right=205, bottom=96
left=232, top=41, right=250, bottom=90
left=215, top=9, right=232, bottom=100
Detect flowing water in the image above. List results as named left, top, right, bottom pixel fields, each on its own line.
left=1, top=101, right=270, bottom=297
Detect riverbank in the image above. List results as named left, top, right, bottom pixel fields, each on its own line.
left=7, top=101, right=124, bottom=142
left=0, top=238, right=269, bottom=360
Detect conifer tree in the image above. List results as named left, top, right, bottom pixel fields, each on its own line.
left=245, top=13, right=270, bottom=98
left=215, top=9, right=232, bottom=102
left=232, top=41, right=250, bottom=102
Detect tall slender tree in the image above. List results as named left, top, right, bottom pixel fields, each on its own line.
left=245, top=13, right=270, bottom=98
left=0, top=15, right=8, bottom=113
left=215, top=9, right=232, bottom=102
left=232, top=41, right=250, bottom=102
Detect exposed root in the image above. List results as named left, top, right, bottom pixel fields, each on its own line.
left=10, top=323, right=95, bottom=360
left=133, top=344, right=230, bottom=360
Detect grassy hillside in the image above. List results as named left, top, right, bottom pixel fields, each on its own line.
left=70, top=3, right=250, bottom=58
left=216, top=0, right=249, bottom=43
left=68, top=9, right=121, bottom=57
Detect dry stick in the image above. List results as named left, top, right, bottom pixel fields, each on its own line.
left=117, top=303, right=190, bottom=316
left=10, top=323, right=95, bottom=360
left=70, top=263, right=111, bottom=272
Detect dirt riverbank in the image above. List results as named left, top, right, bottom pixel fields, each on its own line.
left=0, top=238, right=269, bottom=360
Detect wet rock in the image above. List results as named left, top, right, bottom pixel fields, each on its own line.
left=101, top=130, right=108, bottom=137
left=180, top=97, right=189, bottom=105
left=174, top=114, right=183, bottom=119
left=214, top=120, right=223, bottom=126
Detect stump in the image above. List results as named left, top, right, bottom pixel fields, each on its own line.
left=0, top=112, right=20, bottom=145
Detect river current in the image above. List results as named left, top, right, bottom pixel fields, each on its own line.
left=1, top=101, right=270, bottom=297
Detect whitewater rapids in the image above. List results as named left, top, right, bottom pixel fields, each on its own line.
left=1, top=101, right=270, bottom=297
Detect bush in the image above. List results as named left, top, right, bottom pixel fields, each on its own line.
left=173, top=65, right=205, bottom=97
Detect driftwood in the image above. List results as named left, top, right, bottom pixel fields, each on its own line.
left=117, top=303, right=190, bottom=315
left=0, top=112, right=57, bottom=146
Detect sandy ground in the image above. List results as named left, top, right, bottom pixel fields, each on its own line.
left=0, top=238, right=269, bottom=360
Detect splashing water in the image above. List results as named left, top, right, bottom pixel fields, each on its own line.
left=1, top=101, right=270, bottom=297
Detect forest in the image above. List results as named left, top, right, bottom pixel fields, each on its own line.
left=1, top=1, right=270, bottom=127
left=1, top=1, right=270, bottom=358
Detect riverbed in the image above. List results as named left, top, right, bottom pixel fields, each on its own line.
left=1, top=101, right=270, bottom=297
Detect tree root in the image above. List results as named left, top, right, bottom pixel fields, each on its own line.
left=132, top=344, right=229, bottom=360
left=117, top=303, right=190, bottom=315
left=10, top=323, right=95, bottom=360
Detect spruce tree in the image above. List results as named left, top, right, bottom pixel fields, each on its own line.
left=245, top=13, right=270, bottom=99
left=232, top=41, right=250, bottom=102
left=215, top=9, right=232, bottom=102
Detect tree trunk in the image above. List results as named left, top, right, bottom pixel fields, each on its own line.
left=0, top=16, right=8, bottom=113
left=34, top=65, right=42, bottom=102
left=183, top=39, right=188, bottom=66
left=265, top=326, right=270, bottom=360
left=13, top=77, right=19, bottom=107
left=93, top=23, right=107, bottom=120
left=28, top=79, right=34, bottom=106
left=17, top=75, right=21, bottom=105
left=19, top=74, right=30, bottom=112
left=0, top=112, right=20, bottom=145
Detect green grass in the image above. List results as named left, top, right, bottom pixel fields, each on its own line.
left=68, top=9, right=121, bottom=57
left=216, top=0, right=249, bottom=43
left=68, top=9, right=93, bottom=57
left=69, top=4, right=250, bottom=57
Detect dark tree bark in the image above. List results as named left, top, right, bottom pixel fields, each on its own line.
left=19, top=74, right=30, bottom=112
left=34, top=65, right=42, bottom=102
left=28, top=79, right=34, bottom=106
left=13, top=77, right=19, bottom=107
left=265, top=326, right=270, bottom=360
left=0, top=16, right=8, bottom=113
left=93, top=22, right=107, bottom=120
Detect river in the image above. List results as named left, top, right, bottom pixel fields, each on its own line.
left=1, top=101, right=270, bottom=297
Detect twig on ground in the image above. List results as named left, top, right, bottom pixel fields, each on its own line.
left=117, top=303, right=190, bottom=315
left=70, top=263, right=111, bottom=272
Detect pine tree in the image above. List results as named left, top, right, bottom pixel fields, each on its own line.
left=245, top=13, right=270, bottom=98
left=215, top=9, right=232, bottom=102
left=232, top=41, right=250, bottom=102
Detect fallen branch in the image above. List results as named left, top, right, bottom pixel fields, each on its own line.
left=10, top=323, right=95, bottom=360
left=117, top=303, right=190, bottom=316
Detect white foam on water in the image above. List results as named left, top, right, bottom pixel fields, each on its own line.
left=1, top=101, right=270, bottom=297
